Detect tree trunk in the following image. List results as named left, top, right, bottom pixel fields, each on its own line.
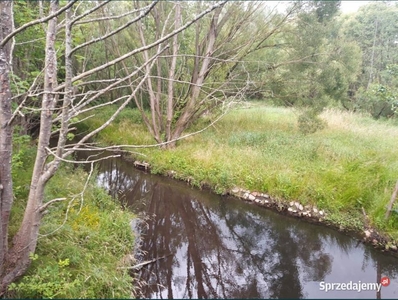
left=138, top=19, right=162, bottom=143
left=169, top=6, right=222, bottom=146
left=0, top=1, right=14, bottom=280
left=166, top=3, right=181, bottom=142
left=0, top=1, right=59, bottom=294
left=367, top=19, right=378, bottom=90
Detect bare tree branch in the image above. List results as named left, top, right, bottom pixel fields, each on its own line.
left=45, top=147, right=121, bottom=164
left=38, top=198, right=67, bottom=213
left=74, top=3, right=149, bottom=25
left=70, top=1, right=158, bottom=55
left=0, top=0, right=78, bottom=47
left=71, top=0, right=111, bottom=25
left=59, top=1, right=227, bottom=88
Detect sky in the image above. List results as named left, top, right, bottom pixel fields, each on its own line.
left=271, top=1, right=397, bottom=16
left=274, top=1, right=372, bottom=14
left=340, top=1, right=370, bottom=13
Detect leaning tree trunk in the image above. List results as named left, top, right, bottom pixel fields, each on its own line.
left=0, top=0, right=59, bottom=294
left=168, top=5, right=222, bottom=148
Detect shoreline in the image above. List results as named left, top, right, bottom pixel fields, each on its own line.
left=76, top=104, right=398, bottom=259
left=127, top=153, right=398, bottom=257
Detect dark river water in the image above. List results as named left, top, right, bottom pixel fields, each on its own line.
left=84, top=154, right=398, bottom=299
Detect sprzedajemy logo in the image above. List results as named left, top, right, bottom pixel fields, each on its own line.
left=319, top=277, right=390, bottom=293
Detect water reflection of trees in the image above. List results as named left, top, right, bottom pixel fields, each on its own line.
left=93, top=159, right=331, bottom=298
left=91, top=157, right=398, bottom=299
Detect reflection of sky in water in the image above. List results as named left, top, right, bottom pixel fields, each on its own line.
left=89, top=157, right=398, bottom=299
left=96, top=171, right=113, bottom=190
left=145, top=198, right=398, bottom=299
left=151, top=208, right=272, bottom=299
left=301, top=239, right=398, bottom=299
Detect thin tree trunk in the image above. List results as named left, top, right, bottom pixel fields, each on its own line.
left=1, top=1, right=59, bottom=293
left=166, top=3, right=181, bottom=142
left=53, top=1, right=73, bottom=167
left=154, top=6, right=163, bottom=134
left=170, top=6, right=223, bottom=145
left=0, top=1, right=14, bottom=279
left=367, top=19, right=378, bottom=90
left=138, top=21, right=161, bottom=143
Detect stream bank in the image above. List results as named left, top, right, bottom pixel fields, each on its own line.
left=87, top=151, right=398, bottom=299
left=77, top=104, right=398, bottom=258
left=125, top=152, right=398, bottom=257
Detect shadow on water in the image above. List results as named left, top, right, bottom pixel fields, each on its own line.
left=81, top=153, right=398, bottom=299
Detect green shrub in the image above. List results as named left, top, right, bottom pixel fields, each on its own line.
left=298, top=110, right=327, bottom=134
left=8, top=257, right=80, bottom=299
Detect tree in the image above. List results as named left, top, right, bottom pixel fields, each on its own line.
left=0, top=0, right=226, bottom=294
left=268, top=1, right=360, bottom=107
left=115, top=1, right=300, bottom=148
left=343, top=2, right=398, bottom=89
left=250, top=1, right=361, bottom=134
left=244, top=1, right=362, bottom=133
left=341, top=2, right=398, bottom=117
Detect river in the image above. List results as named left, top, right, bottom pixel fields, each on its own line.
left=83, top=154, right=398, bottom=299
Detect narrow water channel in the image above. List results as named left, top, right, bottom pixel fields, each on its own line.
left=83, top=154, right=398, bottom=299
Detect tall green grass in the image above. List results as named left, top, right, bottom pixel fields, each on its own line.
left=81, top=103, right=398, bottom=238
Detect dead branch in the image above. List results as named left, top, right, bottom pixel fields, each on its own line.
left=7, top=68, right=46, bottom=125
left=38, top=198, right=67, bottom=213
left=73, top=3, right=147, bottom=25
left=45, top=147, right=121, bottom=164
left=77, top=161, right=94, bottom=214
left=75, top=95, right=130, bottom=116
left=14, top=37, right=46, bottom=46
left=118, top=254, right=172, bottom=270
left=73, top=78, right=121, bottom=87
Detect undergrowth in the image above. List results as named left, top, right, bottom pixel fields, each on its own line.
left=8, top=137, right=135, bottom=298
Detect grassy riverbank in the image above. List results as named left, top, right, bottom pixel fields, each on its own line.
left=80, top=103, right=398, bottom=241
left=8, top=140, right=135, bottom=298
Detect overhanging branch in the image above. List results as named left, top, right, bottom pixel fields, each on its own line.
left=0, top=0, right=78, bottom=47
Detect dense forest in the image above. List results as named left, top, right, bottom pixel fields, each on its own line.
left=1, top=0, right=398, bottom=297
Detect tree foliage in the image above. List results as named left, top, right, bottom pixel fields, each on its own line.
left=341, top=2, right=398, bottom=117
